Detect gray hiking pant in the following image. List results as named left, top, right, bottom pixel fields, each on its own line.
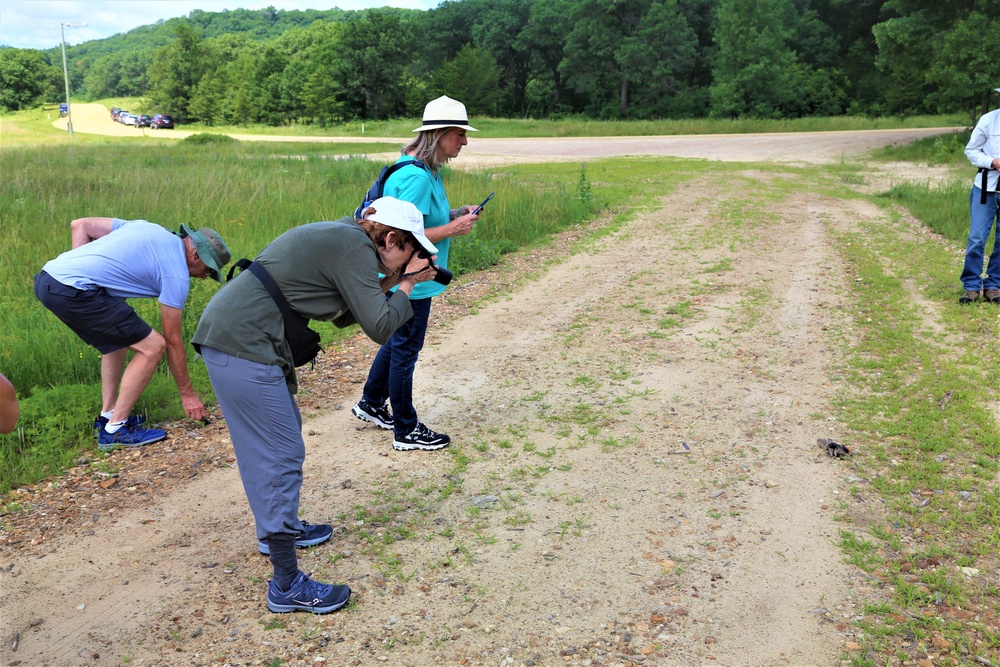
left=201, top=346, right=305, bottom=541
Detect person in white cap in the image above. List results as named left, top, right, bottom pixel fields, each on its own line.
left=352, top=95, right=481, bottom=451
left=34, top=216, right=232, bottom=450
left=959, top=87, right=1000, bottom=304
left=192, top=197, right=438, bottom=614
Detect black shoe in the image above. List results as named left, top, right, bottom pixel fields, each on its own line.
left=351, top=400, right=394, bottom=430
left=393, top=422, right=450, bottom=451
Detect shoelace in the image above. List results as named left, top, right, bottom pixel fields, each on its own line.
left=111, top=424, right=143, bottom=441
left=369, top=404, right=391, bottom=419
left=296, top=574, right=333, bottom=599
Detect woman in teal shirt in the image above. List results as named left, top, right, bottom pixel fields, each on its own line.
left=352, top=96, right=480, bottom=451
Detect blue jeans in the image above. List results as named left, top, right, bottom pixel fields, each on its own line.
left=961, top=187, right=1000, bottom=291
left=361, top=297, right=431, bottom=437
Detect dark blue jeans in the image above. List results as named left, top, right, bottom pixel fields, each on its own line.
left=362, top=297, right=431, bottom=436
left=961, top=187, right=1000, bottom=291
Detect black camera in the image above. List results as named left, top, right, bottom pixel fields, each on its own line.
left=417, top=248, right=452, bottom=286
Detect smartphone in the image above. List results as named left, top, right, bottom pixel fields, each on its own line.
left=472, top=192, right=496, bottom=215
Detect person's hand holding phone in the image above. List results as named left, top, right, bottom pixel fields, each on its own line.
left=447, top=193, right=494, bottom=239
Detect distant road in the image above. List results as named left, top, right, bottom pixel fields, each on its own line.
left=56, top=103, right=959, bottom=166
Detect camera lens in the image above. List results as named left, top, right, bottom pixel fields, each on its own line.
left=433, top=266, right=453, bottom=286
left=413, top=247, right=451, bottom=285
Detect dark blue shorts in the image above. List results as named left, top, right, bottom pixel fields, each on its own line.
left=34, top=271, right=153, bottom=354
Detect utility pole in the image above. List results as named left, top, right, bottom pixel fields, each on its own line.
left=61, top=22, right=87, bottom=136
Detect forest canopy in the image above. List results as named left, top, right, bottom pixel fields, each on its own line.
left=2, top=0, right=998, bottom=124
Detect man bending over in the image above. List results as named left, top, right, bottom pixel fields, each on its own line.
left=35, top=217, right=231, bottom=450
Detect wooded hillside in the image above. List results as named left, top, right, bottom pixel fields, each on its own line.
left=2, top=0, right=998, bottom=124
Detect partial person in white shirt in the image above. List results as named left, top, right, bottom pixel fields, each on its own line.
left=959, top=87, right=1000, bottom=304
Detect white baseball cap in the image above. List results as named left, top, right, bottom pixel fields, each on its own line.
left=412, top=96, right=478, bottom=133
left=363, top=197, right=438, bottom=255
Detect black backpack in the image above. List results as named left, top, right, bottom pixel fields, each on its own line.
left=354, top=159, right=426, bottom=218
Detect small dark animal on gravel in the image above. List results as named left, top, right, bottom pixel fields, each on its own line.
left=817, top=438, right=851, bottom=458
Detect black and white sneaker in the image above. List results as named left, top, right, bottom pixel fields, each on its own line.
left=393, top=422, right=451, bottom=451
left=351, top=400, right=394, bottom=430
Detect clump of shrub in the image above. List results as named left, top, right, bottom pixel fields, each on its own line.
left=183, top=133, right=238, bottom=145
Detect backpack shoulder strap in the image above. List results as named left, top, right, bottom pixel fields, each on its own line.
left=225, top=258, right=252, bottom=283
left=382, top=158, right=426, bottom=184
left=244, top=261, right=299, bottom=326
left=225, top=258, right=292, bottom=319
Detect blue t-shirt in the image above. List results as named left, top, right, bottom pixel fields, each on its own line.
left=384, top=157, right=450, bottom=301
left=42, top=219, right=190, bottom=309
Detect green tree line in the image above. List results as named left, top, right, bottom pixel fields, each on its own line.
left=2, top=0, right=998, bottom=123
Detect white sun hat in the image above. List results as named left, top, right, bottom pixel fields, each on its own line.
left=363, top=197, right=438, bottom=255
left=412, top=96, right=478, bottom=133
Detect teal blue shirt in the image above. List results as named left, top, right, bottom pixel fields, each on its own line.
left=384, top=156, right=450, bottom=300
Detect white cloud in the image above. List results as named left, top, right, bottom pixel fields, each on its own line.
left=0, top=0, right=440, bottom=50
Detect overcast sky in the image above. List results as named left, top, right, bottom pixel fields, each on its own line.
left=0, top=0, right=441, bottom=50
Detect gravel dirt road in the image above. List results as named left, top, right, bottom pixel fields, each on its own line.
left=0, top=105, right=960, bottom=667
left=57, top=102, right=954, bottom=164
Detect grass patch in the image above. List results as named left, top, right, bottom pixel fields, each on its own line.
left=0, top=136, right=606, bottom=492
left=823, top=137, right=1000, bottom=663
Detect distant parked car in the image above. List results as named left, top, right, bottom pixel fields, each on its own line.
left=116, top=110, right=130, bottom=123
left=136, top=114, right=152, bottom=127
left=110, top=107, right=120, bottom=120
left=122, top=113, right=137, bottom=127
left=150, top=114, right=174, bottom=129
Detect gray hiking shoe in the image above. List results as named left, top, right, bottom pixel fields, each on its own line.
left=959, top=289, right=981, bottom=304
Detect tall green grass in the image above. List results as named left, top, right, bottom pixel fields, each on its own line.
left=874, top=131, right=989, bottom=247
left=0, top=140, right=600, bottom=491
left=870, top=129, right=971, bottom=166
left=880, top=180, right=982, bottom=245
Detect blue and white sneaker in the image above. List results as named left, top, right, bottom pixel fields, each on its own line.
left=258, top=522, right=334, bottom=555
left=94, top=414, right=146, bottom=432
left=267, top=570, right=350, bottom=614
left=98, top=423, right=167, bottom=451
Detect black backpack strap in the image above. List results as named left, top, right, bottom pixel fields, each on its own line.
left=979, top=167, right=990, bottom=205
left=226, top=258, right=252, bottom=283
left=195, top=258, right=253, bottom=357
left=355, top=159, right=428, bottom=219
left=244, top=261, right=302, bottom=332
left=382, top=159, right=425, bottom=182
